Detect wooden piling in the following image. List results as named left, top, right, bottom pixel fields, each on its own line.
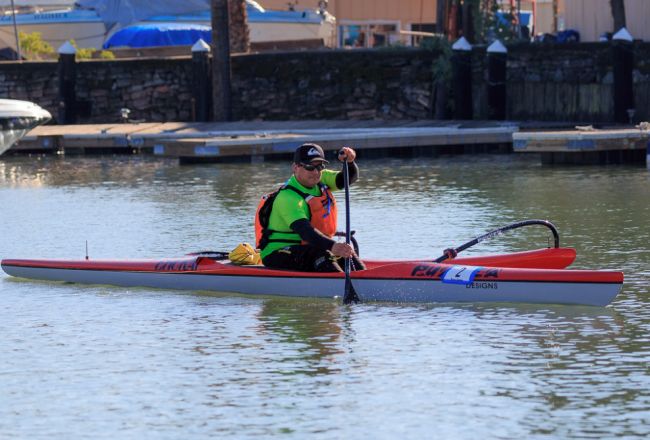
left=192, top=39, right=212, bottom=122
left=452, top=37, right=473, bottom=120
left=57, top=42, right=77, bottom=124
left=487, top=40, right=507, bottom=121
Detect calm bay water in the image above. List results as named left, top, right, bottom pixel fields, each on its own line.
left=1, top=154, right=649, bottom=439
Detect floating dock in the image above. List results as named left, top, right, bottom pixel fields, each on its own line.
left=513, top=127, right=650, bottom=164
left=11, top=120, right=519, bottom=161
left=148, top=125, right=517, bottom=162
left=8, top=121, right=650, bottom=165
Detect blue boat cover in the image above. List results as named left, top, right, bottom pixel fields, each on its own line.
left=103, top=23, right=212, bottom=48
left=78, top=0, right=322, bottom=28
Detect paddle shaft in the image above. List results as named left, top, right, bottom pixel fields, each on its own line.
left=342, top=160, right=359, bottom=304
left=434, top=219, right=560, bottom=263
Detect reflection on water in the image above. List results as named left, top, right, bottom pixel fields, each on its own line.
left=256, top=299, right=343, bottom=376
left=1, top=154, right=650, bottom=438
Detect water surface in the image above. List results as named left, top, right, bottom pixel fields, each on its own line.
left=1, top=154, right=649, bottom=439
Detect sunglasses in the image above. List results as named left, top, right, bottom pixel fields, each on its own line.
left=299, top=162, right=326, bottom=171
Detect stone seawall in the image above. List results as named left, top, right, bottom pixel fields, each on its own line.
left=0, top=61, right=59, bottom=111
left=231, top=50, right=436, bottom=120
left=1, top=43, right=650, bottom=124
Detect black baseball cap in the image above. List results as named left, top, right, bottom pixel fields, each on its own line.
left=293, top=143, right=329, bottom=164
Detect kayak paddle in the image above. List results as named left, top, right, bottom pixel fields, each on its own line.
left=342, top=154, right=359, bottom=304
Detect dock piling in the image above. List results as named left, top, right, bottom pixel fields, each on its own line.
left=452, top=37, right=473, bottom=120
left=612, top=28, right=635, bottom=124
left=487, top=40, right=507, bottom=121
left=57, top=41, right=77, bottom=124
left=191, top=39, right=212, bottom=122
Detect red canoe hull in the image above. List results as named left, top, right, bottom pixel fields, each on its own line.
left=1, top=247, right=623, bottom=306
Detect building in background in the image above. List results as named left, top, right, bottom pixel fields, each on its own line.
left=495, top=1, right=562, bottom=38
left=262, top=1, right=569, bottom=46
left=262, top=0, right=438, bottom=48
left=5, top=0, right=645, bottom=51
left=562, top=0, right=650, bottom=42
left=263, top=1, right=650, bottom=45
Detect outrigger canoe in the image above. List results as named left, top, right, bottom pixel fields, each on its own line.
left=1, top=221, right=624, bottom=306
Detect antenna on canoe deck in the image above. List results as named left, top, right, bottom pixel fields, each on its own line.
left=85, top=240, right=89, bottom=260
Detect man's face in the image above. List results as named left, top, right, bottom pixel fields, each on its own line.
left=293, top=161, right=325, bottom=188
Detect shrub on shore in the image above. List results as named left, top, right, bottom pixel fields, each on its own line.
left=18, top=32, right=114, bottom=60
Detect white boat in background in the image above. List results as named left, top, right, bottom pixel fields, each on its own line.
left=0, top=7, right=105, bottom=53
left=134, top=5, right=335, bottom=48
left=0, top=99, right=51, bottom=156
left=0, top=0, right=335, bottom=56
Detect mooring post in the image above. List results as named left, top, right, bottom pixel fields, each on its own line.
left=57, top=41, right=77, bottom=124
left=612, top=27, right=634, bottom=124
left=452, top=37, right=473, bottom=120
left=487, top=40, right=507, bottom=121
left=192, top=39, right=212, bottom=122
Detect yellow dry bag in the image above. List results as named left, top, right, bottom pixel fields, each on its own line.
left=228, top=243, right=262, bottom=265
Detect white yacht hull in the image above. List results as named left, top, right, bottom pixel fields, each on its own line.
left=0, top=99, right=51, bottom=155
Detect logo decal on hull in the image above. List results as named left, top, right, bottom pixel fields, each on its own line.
left=466, top=282, right=498, bottom=289
left=441, top=265, right=483, bottom=285
left=154, top=261, right=198, bottom=272
left=410, top=264, right=501, bottom=281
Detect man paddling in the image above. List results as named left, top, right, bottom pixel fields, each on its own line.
left=255, top=143, right=365, bottom=272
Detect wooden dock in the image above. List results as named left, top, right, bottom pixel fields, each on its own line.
left=513, top=127, right=650, bottom=164
left=11, top=120, right=519, bottom=161
left=11, top=123, right=163, bottom=153
left=147, top=125, right=517, bottom=160
left=10, top=121, right=649, bottom=165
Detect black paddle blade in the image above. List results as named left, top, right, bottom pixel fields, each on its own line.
left=343, top=275, right=360, bottom=304
left=186, top=251, right=230, bottom=260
